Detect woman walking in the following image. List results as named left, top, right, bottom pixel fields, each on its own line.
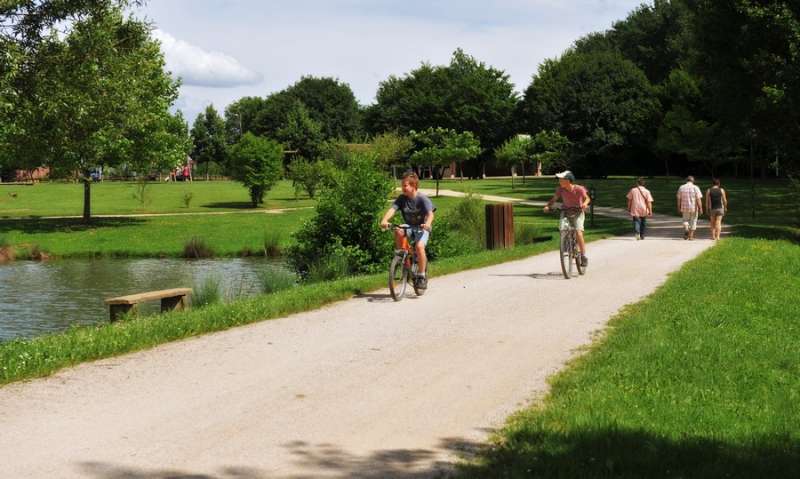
left=626, top=177, right=654, bottom=240
left=706, top=178, right=728, bottom=240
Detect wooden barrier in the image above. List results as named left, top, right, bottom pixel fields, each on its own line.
left=485, top=203, right=514, bottom=249
left=104, top=288, right=192, bottom=321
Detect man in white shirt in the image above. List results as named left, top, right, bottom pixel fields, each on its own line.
left=676, top=176, right=703, bottom=240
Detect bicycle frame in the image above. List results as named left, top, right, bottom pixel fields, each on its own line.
left=554, top=207, right=584, bottom=279
left=387, top=223, right=424, bottom=300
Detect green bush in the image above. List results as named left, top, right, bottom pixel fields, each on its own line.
left=515, top=223, right=542, bottom=245
left=228, top=133, right=283, bottom=207
left=286, top=157, right=335, bottom=199
left=446, top=193, right=485, bottom=245
left=263, top=229, right=282, bottom=257
left=194, top=275, right=223, bottom=307
left=288, top=152, right=394, bottom=279
left=183, top=236, right=214, bottom=258
left=258, top=266, right=297, bottom=294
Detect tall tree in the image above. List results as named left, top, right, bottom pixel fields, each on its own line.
left=367, top=49, right=516, bottom=172
left=223, top=96, right=266, bottom=144
left=275, top=101, right=324, bottom=160
left=191, top=105, right=227, bottom=177
left=518, top=50, right=660, bottom=176
left=688, top=0, right=800, bottom=176
left=410, top=127, right=480, bottom=195
left=284, top=76, right=361, bottom=141
left=1, top=5, right=184, bottom=220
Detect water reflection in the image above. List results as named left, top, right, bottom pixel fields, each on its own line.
left=0, top=258, right=287, bottom=342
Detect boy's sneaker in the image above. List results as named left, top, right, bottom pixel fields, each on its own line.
left=635, top=233, right=641, bottom=240
left=415, top=274, right=428, bottom=289
left=580, top=255, right=588, bottom=267
left=683, top=230, right=689, bottom=240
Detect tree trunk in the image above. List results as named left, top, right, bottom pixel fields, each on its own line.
left=82, top=176, right=92, bottom=222
left=521, top=162, right=526, bottom=185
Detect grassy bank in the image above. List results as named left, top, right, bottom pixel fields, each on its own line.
left=0, top=197, right=580, bottom=259
left=0, top=215, right=627, bottom=386
left=459, top=235, right=800, bottom=478
left=0, top=180, right=314, bottom=217
left=423, top=177, right=796, bottom=226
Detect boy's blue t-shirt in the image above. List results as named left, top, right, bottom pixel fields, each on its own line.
left=392, top=193, right=435, bottom=226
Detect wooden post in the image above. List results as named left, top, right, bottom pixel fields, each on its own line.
left=485, top=203, right=514, bottom=249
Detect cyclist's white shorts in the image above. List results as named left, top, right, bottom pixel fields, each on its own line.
left=560, top=212, right=585, bottom=232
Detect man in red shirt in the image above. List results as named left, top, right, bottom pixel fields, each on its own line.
left=543, top=171, right=591, bottom=267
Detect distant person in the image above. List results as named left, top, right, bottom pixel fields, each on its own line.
left=677, top=176, right=703, bottom=240
left=706, top=178, right=728, bottom=241
left=626, top=177, right=654, bottom=240
left=182, top=164, right=191, bottom=182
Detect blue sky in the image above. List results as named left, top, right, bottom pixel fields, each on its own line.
left=135, top=1, right=646, bottom=122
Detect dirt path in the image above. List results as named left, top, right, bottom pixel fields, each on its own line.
left=0, top=200, right=717, bottom=478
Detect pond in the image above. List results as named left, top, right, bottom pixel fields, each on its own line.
left=0, top=258, right=289, bottom=343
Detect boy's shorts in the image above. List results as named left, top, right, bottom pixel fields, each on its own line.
left=559, top=211, right=585, bottom=232
left=403, top=226, right=430, bottom=246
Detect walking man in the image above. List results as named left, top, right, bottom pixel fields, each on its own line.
left=626, top=177, right=654, bottom=240
left=677, top=176, right=703, bottom=240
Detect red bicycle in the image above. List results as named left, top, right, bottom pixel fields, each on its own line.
left=386, top=223, right=426, bottom=301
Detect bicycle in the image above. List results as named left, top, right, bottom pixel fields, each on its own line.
left=385, top=223, right=427, bottom=301
left=549, top=205, right=585, bottom=279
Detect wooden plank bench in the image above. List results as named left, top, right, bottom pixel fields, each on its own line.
left=104, top=288, right=192, bottom=321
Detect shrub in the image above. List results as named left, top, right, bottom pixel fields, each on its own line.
left=182, top=190, right=193, bottom=208
left=515, top=223, right=542, bottom=245
left=193, top=275, right=223, bottom=307
left=263, top=229, right=282, bottom=257
left=286, top=157, right=335, bottom=199
left=183, top=236, right=214, bottom=258
left=228, top=133, right=283, bottom=207
left=446, top=193, right=485, bottom=245
left=258, top=267, right=297, bottom=294
left=288, top=152, right=394, bottom=279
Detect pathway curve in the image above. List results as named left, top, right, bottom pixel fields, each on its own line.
left=0, top=197, right=717, bottom=478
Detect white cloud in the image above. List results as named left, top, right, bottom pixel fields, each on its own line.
left=153, top=30, right=263, bottom=88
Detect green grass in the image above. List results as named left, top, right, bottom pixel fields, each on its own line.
left=0, top=180, right=314, bottom=217
left=422, top=177, right=797, bottom=227
left=0, top=212, right=628, bottom=386
left=459, top=235, right=800, bottom=478
left=0, top=195, right=539, bottom=258
left=0, top=210, right=315, bottom=258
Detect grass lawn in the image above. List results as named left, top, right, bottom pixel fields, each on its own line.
left=422, top=177, right=797, bottom=227
left=0, top=180, right=314, bottom=217
left=0, top=196, right=599, bottom=258
left=459, top=234, right=800, bottom=478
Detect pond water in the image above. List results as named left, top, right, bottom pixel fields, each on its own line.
left=0, top=258, right=289, bottom=343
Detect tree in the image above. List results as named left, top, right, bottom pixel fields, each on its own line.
left=495, top=135, right=534, bottom=189
left=191, top=105, right=227, bottom=178
left=688, top=0, right=800, bottom=177
left=370, top=131, right=412, bottom=172
left=1, top=6, right=184, bottom=220
left=531, top=129, right=571, bottom=175
left=275, top=101, right=324, bottom=160
left=410, top=127, right=480, bottom=196
left=284, top=76, right=361, bottom=141
left=518, top=50, right=660, bottom=176
left=286, top=157, right=335, bottom=199
left=228, top=133, right=283, bottom=207
left=224, top=96, right=266, bottom=144
left=367, top=49, right=516, bottom=173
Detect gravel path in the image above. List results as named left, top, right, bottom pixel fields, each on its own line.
left=0, top=193, right=717, bottom=478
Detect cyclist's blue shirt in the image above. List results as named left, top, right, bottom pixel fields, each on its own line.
left=392, top=193, right=435, bottom=226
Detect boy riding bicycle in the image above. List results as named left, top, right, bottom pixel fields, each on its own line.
left=380, top=171, right=435, bottom=289
left=543, top=170, right=591, bottom=267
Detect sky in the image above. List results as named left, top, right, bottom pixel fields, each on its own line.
left=135, top=0, right=647, bottom=122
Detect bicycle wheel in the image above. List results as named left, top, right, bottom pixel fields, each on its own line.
left=410, top=261, right=426, bottom=296
left=574, top=233, right=584, bottom=276
left=388, top=254, right=408, bottom=301
left=559, top=230, right=571, bottom=279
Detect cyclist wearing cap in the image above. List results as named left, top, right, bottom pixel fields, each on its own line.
left=543, top=170, right=591, bottom=267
